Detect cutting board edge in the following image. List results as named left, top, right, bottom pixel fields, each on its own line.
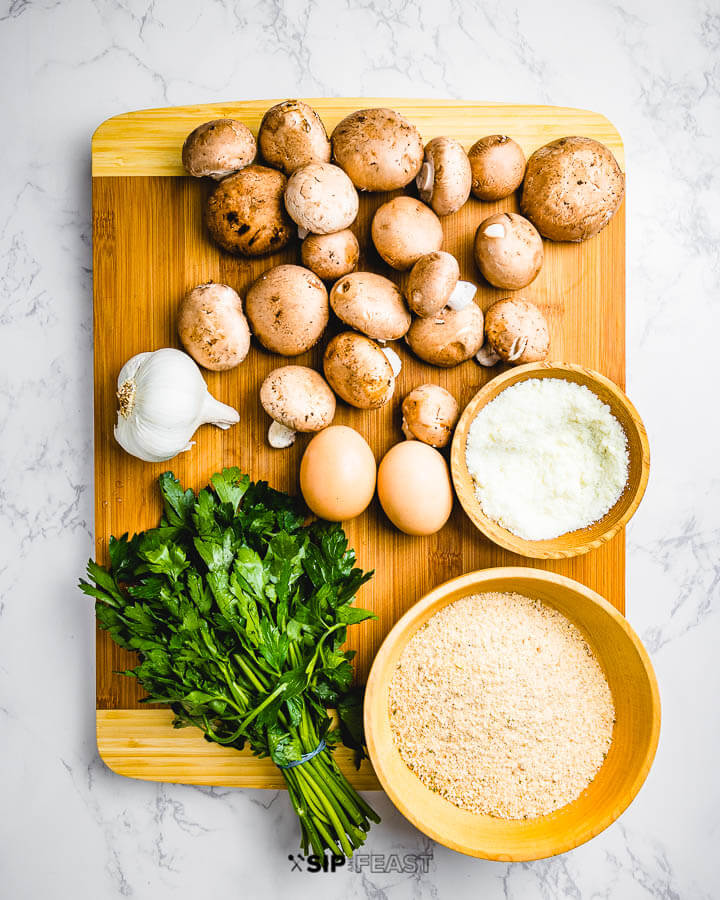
left=96, top=709, right=382, bottom=791
left=91, top=97, right=625, bottom=176
left=92, top=97, right=627, bottom=788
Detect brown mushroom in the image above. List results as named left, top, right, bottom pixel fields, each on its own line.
left=371, top=196, right=443, bottom=270
left=467, top=135, right=526, bottom=200
left=331, top=108, right=424, bottom=191
left=301, top=229, right=359, bottom=282
left=330, top=272, right=411, bottom=341
left=258, top=100, right=331, bottom=175
left=475, top=297, right=550, bottom=366
left=245, top=264, right=329, bottom=355
left=323, top=331, right=395, bottom=409
left=260, top=365, right=336, bottom=447
left=474, top=212, right=543, bottom=290
left=177, top=282, right=251, bottom=371
left=416, top=136, right=472, bottom=216
left=404, top=251, right=477, bottom=318
left=284, top=162, right=358, bottom=236
left=406, top=302, right=485, bottom=367
left=401, top=384, right=459, bottom=448
left=182, top=118, right=256, bottom=179
left=521, top=136, right=625, bottom=241
left=205, top=165, right=294, bottom=257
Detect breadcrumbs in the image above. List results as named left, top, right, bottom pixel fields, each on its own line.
left=388, top=592, right=615, bottom=819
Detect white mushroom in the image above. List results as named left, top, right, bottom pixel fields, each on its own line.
left=284, top=162, right=359, bottom=235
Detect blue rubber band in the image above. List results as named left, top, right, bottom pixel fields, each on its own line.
left=278, top=739, right=327, bottom=769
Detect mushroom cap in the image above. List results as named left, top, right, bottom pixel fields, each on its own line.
left=405, top=251, right=460, bottom=318
left=260, top=365, right=336, bottom=432
left=417, top=136, right=472, bottom=216
left=177, top=282, right=251, bottom=371
left=474, top=212, right=544, bottom=290
left=258, top=100, right=331, bottom=175
left=330, top=272, right=411, bottom=341
left=284, top=162, right=359, bottom=234
left=205, top=165, right=294, bottom=257
left=521, top=136, right=625, bottom=241
left=331, top=108, right=424, bottom=192
left=245, top=264, right=329, bottom=355
left=301, top=229, right=359, bottom=281
left=323, top=331, right=395, bottom=409
left=182, top=119, right=257, bottom=180
left=371, top=196, right=444, bottom=271
left=401, top=384, right=459, bottom=448
left=406, top=302, right=485, bottom=367
left=467, top=135, right=526, bottom=201
left=484, top=297, right=550, bottom=364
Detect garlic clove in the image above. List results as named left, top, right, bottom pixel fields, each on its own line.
left=445, top=280, right=477, bottom=311
left=268, top=420, right=296, bottom=449
left=381, top=346, right=403, bottom=377
left=200, top=392, right=241, bottom=429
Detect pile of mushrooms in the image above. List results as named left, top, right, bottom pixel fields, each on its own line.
left=166, top=100, right=627, bottom=465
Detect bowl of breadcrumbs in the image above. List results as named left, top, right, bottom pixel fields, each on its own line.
left=364, top=568, right=660, bottom=861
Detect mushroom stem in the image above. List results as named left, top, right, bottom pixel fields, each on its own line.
left=507, top=334, right=529, bottom=362
left=297, top=225, right=309, bottom=240
left=401, top=417, right=415, bottom=441
left=416, top=158, right=435, bottom=197
left=268, top=420, right=297, bottom=449
left=483, top=222, right=506, bottom=238
left=381, top=346, right=403, bottom=377
left=475, top=344, right=501, bottom=367
left=445, top=280, right=476, bottom=311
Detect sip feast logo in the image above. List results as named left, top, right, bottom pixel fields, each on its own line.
left=288, top=853, right=346, bottom=873
left=288, top=850, right=433, bottom=873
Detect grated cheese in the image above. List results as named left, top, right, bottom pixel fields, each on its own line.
left=465, top=378, right=629, bottom=540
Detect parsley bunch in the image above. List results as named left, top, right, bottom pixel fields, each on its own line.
left=81, top=468, right=380, bottom=857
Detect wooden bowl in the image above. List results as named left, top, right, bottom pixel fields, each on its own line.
left=450, top=362, right=650, bottom=559
left=364, top=567, right=661, bottom=861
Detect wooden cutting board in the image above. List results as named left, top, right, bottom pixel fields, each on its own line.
left=93, top=98, right=625, bottom=789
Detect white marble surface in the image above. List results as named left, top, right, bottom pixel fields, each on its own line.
left=1, top=0, right=718, bottom=896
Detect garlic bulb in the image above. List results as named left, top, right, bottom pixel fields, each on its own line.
left=114, top=348, right=240, bottom=462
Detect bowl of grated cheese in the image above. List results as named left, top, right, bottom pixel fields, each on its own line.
left=364, top=567, right=661, bottom=861
left=450, top=362, right=650, bottom=558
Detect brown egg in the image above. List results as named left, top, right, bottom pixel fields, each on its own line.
left=377, top=441, right=453, bottom=535
left=300, top=425, right=376, bottom=522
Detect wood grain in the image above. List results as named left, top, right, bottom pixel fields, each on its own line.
left=451, top=363, right=650, bottom=559
left=93, top=98, right=626, bottom=787
left=92, top=99, right=624, bottom=176
left=97, top=710, right=381, bottom=789
left=364, top=568, right=661, bottom=860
